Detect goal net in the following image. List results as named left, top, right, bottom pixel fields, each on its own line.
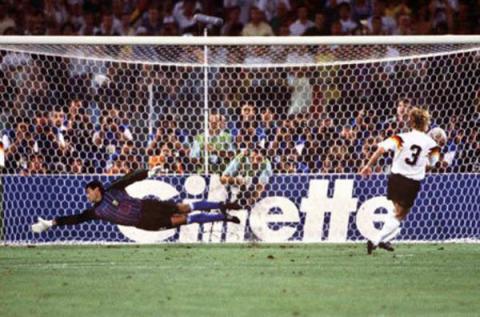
left=1, top=36, right=479, bottom=244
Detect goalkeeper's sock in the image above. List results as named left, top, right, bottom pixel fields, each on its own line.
left=187, top=212, right=225, bottom=225
left=372, top=214, right=401, bottom=246
left=189, top=201, right=222, bottom=212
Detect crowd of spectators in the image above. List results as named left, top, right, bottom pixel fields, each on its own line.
left=1, top=0, right=480, bottom=37
left=0, top=1, right=479, bottom=176
left=1, top=46, right=479, bottom=176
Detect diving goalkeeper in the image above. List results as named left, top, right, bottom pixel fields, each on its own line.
left=32, top=168, right=241, bottom=233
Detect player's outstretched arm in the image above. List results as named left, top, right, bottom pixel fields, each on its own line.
left=31, top=209, right=98, bottom=233
left=108, top=169, right=149, bottom=190
left=359, top=147, right=385, bottom=177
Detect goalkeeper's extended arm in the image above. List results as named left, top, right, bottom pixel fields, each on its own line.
left=31, top=208, right=98, bottom=233
left=107, top=167, right=164, bottom=191
left=108, top=169, right=149, bottom=190
left=54, top=208, right=98, bottom=226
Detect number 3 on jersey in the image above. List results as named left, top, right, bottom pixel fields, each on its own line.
left=405, top=145, right=422, bottom=166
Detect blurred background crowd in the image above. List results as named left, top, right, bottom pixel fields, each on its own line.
left=0, top=0, right=479, bottom=177
left=1, top=0, right=480, bottom=36
left=1, top=47, right=479, bottom=175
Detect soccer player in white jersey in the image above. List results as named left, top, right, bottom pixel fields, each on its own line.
left=359, top=107, right=440, bottom=255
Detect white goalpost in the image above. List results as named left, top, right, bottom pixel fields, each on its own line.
left=0, top=36, right=479, bottom=244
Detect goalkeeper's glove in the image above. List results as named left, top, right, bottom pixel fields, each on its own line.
left=31, top=217, right=53, bottom=233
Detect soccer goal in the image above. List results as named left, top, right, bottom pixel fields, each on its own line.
left=0, top=36, right=479, bottom=244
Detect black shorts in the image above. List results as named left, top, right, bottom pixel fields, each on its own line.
left=137, top=199, right=179, bottom=231
left=387, top=173, right=421, bottom=209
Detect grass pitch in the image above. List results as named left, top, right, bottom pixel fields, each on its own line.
left=1, top=243, right=479, bottom=317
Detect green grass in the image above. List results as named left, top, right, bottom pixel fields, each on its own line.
left=1, top=244, right=479, bottom=317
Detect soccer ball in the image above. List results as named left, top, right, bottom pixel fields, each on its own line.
left=428, top=127, right=447, bottom=146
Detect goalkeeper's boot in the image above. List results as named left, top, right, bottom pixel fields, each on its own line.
left=378, top=242, right=395, bottom=252
left=225, top=214, right=240, bottom=224
left=220, top=201, right=242, bottom=214
left=31, top=217, right=53, bottom=233
left=367, top=240, right=376, bottom=255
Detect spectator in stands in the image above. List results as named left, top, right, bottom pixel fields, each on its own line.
left=141, top=6, right=163, bottom=35
left=63, top=99, right=96, bottom=173
left=107, top=140, right=141, bottom=174
left=330, top=20, right=344, bottom=35
left=25, top=10, right=47, bottom=35
left=337, top=3, right=359, bottom=34
left=0, top=2, right=16, bottom=34
left=68, top=2, right=86, bottom=32
left=147, top=114, right=188, bottom=155
left=94, top=12, right=121, bottom=35
left=49, top=106, right=68, bottom=151
left=148, top=142, right=185, bottom=174
left=93, top=109, right=133, bottom=166
left=271, top=116, right=295, bottom=167
left=4, top=121, right=35, bottom=174
left=69, top=157, right=85, bottom=174
left=190, top=111, right=234, bottom=174
left=360, top=136, right=383, bottom=173
left=23, top=153, right=47, bottom=175
left=352, top=0, right=373, bottom=21
left=385, top=0, right=412, bottom=18
left=174, top=0, right=199, bottom=32
left=455, top=1, right=475, bottom=34
left=339, top=123, right=361, bottom=172
left=61, top=22, right=76, bottom=35
left=255, top=0, right=291, bottom=22
left=161, top=16, right=179, bottom=36
left=232, top=103, right=264, bottom=145
left=384, top=97, right=412, bottom=133
left=221, top=6, right=244, bottom=36
left=288, top=68, right=313, bottom=115
left=78, top=12, right=97, bottom=35
left=34, top=111, right=66, bottom=173
left=46, top=18, right=61, bottom=35
left=269, top=1, right=291, bottom=35
left=224, top=0, right=254, bottom=25
left=367, top=15, right=387, bottom=34
left=242, top=6, right=274, bottom=36
left=321, top=142, right=348, bottom=173
left=413, top=3, right=433, bottom=34
left=304, top=11, right=329, bottom=35
left=393, top=13, right=414, bottom=35
left=367, top=0, right=396, bottom=34
left=112, top=0, right=126, bottom=22
left=289, top=4, right=314, bottom=35
left=276, top=147, right=310, bottom=174
left=83, top=0, right=103, bottom=14
left=221, top=147, right=273, bottom=207
left=259, top=107, right=278, bottom=150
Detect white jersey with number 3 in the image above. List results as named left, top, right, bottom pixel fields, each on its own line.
left=378, top=130, right=440, bottom=181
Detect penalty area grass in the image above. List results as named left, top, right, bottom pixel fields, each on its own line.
left=0, top=243, right=479, bottom=317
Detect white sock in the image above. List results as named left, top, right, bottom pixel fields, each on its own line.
left=372, top=214, right=401, bottom=246
left=383, top=227, right=401, bottom=243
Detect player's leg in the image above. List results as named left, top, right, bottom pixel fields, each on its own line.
left=175, top=201, right=242, bottom=214
left=367, top=174, right=419, bottom=254
left=170, top=212, right=240, bottom=227
left=376, top=202, right=410, bottom=251
left=371, top=202, right=404, bottom=244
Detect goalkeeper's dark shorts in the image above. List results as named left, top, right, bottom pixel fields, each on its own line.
left=137, top=199, right=179, bottom=231
left=387, top=173, right=421, bottom=209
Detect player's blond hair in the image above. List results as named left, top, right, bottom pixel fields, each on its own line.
left=409, top=107, right=430, bottom=132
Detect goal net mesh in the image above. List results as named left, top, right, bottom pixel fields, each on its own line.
left=0, top=41, right=479, bottom=244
